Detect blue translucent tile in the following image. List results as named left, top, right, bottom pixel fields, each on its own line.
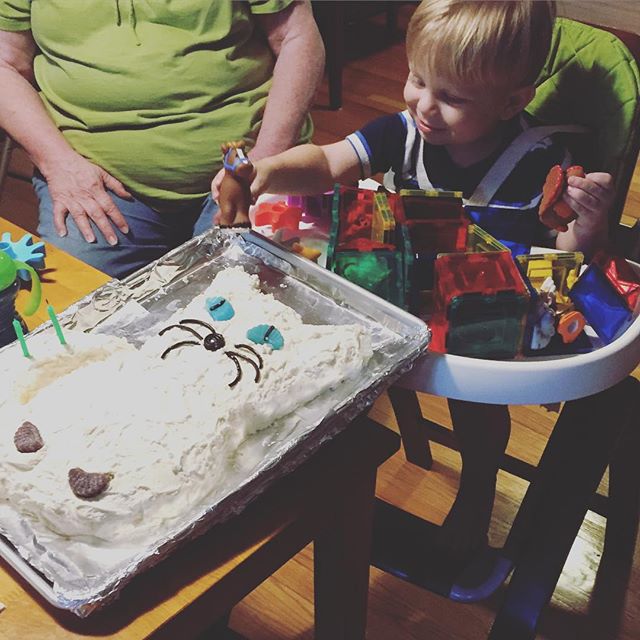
left=569, top=264, right=633, bottom=344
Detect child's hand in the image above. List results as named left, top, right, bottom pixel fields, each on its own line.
left=210, top=167, right=225, bottom=203
left=249, top=159, right=270, bottom=203
left=556, top=171, right=614, bottom=257
left=563, top=171, right=613, bottom=234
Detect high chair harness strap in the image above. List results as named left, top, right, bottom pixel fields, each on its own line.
left=410, top=120, right=587, bottom=206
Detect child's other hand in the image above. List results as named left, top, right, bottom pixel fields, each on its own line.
left=563, top=171, right=613, bottom=234
left=249, top=160, right=269, bottom=203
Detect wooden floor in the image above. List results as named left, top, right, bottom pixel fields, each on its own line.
left=1, top=5, right=639, bottom=639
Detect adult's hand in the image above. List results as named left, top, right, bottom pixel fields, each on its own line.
left=46, top=153, right=132, bottom=245
left=0, top=29, right=130, bottom=245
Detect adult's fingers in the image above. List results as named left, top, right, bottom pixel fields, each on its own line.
left=66, top=203, right=97, bottom=243
left=102, top=172, right=133, bottom=200
left=80, top=199, right=119, bottom=245
left=52, top=201, right=69, bottom=237
left=93, top=189, right=129, bottom=234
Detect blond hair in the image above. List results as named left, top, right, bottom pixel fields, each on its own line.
left=406, top=0, right=555, bottom=89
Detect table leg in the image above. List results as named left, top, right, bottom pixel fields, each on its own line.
left=314, top=466, right=377, bottom=640
left=387, top=385, right=434, bottom=469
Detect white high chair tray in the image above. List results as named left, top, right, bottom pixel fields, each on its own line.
left=398, top=260, right=640, bottom=405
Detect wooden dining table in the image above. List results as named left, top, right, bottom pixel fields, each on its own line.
left=3, top=219, right=111, bottom=330
left=0, top=218, right=401, bottom=639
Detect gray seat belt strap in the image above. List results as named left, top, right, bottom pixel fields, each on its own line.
left=465, top=124, right=587, bottom=207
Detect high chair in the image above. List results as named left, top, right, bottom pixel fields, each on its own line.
left=373, top=18, right=640, bottom=640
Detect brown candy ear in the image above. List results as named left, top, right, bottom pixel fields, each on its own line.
left=68, top=468, right=114, bottom=499
left=14, top=421, right=44, bottom=453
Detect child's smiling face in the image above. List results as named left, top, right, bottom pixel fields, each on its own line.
left=403, top=65, right=523, bottom=163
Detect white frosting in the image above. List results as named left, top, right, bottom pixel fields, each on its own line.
left=0, top=267, right=372, bottom=546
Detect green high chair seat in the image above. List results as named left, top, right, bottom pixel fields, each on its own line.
left=528, top=17, right=640, bottom=232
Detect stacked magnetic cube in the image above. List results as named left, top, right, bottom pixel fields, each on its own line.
left=398, top=189, right=469, bottom=295
left=429, top=251, right=531, bottom=359
left=326, top=186, right=411, bottom=308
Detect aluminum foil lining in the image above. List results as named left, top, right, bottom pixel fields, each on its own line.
left=0, top=229, right=430, bottom=616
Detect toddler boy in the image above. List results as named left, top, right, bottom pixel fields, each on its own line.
left=215, top=0, right=614, bottom=556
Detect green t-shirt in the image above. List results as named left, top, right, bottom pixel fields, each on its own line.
left=0, top=0, right=313, bottom=209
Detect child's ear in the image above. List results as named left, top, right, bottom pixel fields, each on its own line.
left=500, top=85, right=536, bottom=120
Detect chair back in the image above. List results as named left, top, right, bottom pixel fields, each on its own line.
left=0, top=131, right=13, bottom=196
left=526, top=18, right=640, bottom=231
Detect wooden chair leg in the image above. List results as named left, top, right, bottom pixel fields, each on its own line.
left=313, top=2, right=344, bottom=110
left=385, top=1, right=400, bottom=33
left=490, top=376, right=637, bottom=640
left=605, top=376, right=640, bottom=558
left=314, top=466, right=377, bottom=640
left=199, top=609, right=233, bottom=639
left=387, top=385, right=434, bottom=469
left=581, top=392, right=640, bottom=640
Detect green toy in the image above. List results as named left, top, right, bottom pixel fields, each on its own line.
left=0, top=252, right=42, bottom=316
left=340, top=253, right=391, bottom=291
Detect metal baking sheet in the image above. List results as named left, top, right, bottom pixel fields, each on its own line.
left=0, top=229, right=430, bottom=616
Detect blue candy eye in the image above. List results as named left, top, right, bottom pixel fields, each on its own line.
left=206, top=296, right=235, bottom=321
left=247, top=324, right=284, bottom=350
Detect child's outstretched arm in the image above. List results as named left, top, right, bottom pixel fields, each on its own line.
left=555, top=171, right=614, bottom=258
left=250, top=140, right=361, bottom=200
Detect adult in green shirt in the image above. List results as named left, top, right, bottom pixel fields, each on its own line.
left=0, top=0, right=324, bottom=277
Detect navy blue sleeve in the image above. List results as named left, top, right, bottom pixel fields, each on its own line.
left=346, top=113, right=408, bottom=178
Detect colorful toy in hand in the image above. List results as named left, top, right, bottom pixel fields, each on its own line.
left=539, top=165, right=585, bottom=231
left=217, top=141, right=254, bottom=229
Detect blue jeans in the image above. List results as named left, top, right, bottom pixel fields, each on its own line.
left=33, top=173, right=218, bottom=279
